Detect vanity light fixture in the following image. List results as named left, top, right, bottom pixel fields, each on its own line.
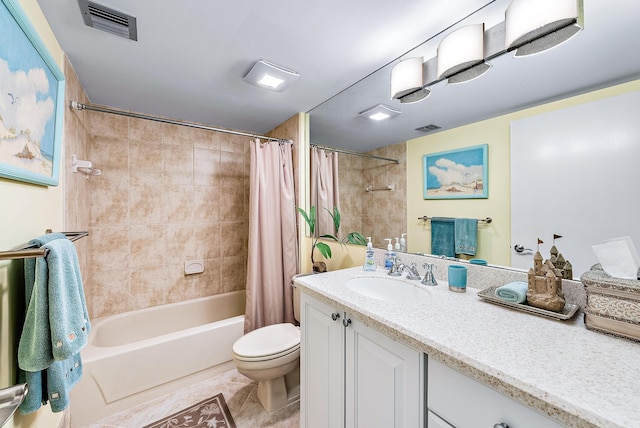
left=358, top=104, right=401, bottom=121
left=437, top=24, right=491, bottom=84
left=243, top=59, right=300, bottom=92
left=390, top=57, right=430, bottom=103
left=505, top=0, right=584, bottom=57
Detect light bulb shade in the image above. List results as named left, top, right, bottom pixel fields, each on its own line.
left=244, top=59, right=300, bottom=91
left=505, top=0, right=583, bottom=57
left=437, top=24, right=485, bottom=80
left=391, top=57, right=424, bottom=101
left=358, top=104, right=401, bottom=121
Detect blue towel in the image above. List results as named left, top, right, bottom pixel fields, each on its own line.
left=454, top=218, right=478, bottom=256
left=431, top=217, right=455, bottom=257
left=495, top=281, right=529, bottom=304
left=18, top=236, right=90, bottom=414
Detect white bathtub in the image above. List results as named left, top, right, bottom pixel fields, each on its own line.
left=70, top=291, right=245, bottom=427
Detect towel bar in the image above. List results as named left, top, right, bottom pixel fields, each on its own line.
left=418, top=216, right=492, bottom=223
left=0, top=231, right=89, bottom=261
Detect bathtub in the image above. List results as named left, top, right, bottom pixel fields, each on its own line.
left=70, top=291, right=245, bottom=427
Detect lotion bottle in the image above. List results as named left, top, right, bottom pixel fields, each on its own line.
left=400, top=233, right=407, bottom=252
left=384, top=239, right=393, bottom=270
left=395, top=237, right=401, bottom=252
left=363, top=237, right=377, bottom=271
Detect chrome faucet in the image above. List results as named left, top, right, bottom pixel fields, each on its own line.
left=388, top=256, right=403, bottom=276
left=422, top=263, right=438, bottom=286
left=403, top=263, right=422, bottom=280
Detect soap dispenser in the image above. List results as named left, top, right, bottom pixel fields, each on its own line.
left=395, top=237, right=401, bottom=252
left=384, top=238, right=394, bottom=270
left=400, top=233, right=407, bottom=252
left=363, top=237, right=377, bottom=271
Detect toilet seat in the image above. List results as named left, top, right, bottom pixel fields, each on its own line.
left=232, top=323, right=300, bottom=361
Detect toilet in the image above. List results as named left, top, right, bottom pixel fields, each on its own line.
left=232, top=284, right=301, bottom=413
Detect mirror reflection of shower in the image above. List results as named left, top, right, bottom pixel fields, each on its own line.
left=71, top=154, right=101, bottom=179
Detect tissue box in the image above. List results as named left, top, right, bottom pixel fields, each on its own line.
left=581, top=266, right=640, bottom=342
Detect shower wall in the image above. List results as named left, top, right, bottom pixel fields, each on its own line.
left=339, top=141, right=407, bottom=249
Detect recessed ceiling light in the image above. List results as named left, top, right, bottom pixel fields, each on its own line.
left=358, top=104, right=401, bottom=121
left=244, top=60, right=300, bottom=92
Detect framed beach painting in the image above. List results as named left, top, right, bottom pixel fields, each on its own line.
left=0, top=0, right=64, bottom=186
left=423, top=144, right=488, bottom=199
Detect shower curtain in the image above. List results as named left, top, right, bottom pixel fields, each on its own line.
left=311, top=147, right=340, bottom=236
left=244, top=139, right=298, bottom=333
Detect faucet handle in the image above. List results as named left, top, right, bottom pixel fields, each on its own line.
left=421, top=263, right=438, bottom=286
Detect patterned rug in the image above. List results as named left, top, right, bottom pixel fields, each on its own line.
left=143, top=393, right=236, bottom=428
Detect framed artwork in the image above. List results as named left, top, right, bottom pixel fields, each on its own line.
left=423, top=144, right=488, bottom=199
left=0, top=0, right=65, bottom=186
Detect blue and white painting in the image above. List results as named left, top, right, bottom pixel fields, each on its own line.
left=0, top=0, right=63, bottom=186
left=423, top=144, right=488, bottom=199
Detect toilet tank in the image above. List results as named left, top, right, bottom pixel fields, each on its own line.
left=292, top=273, right=314, bottom=322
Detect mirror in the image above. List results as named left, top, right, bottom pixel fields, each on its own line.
left=306, top=0, right=640, bottom=275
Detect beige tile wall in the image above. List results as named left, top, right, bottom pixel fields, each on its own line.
left=339, top=142, right=407, bottom=249
left=84, top=112, right=251, bottom=318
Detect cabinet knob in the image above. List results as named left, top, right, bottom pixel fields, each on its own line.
left=331, top=312, right=340, bottom=321
left=342, top=317, right=352, bottom=327
left=493, top=424, right=510, bottom=428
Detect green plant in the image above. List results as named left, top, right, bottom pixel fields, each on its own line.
left=297, top=206, right=367, bottom=270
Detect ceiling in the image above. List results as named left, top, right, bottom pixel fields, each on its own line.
left=37, top=0, right=640, bottom=152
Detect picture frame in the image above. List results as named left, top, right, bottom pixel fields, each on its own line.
left=423, top=144, right=488, bottom=199
left=0, top=0, right=65, bottom=186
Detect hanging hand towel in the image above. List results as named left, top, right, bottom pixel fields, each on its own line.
left=18, top=236, right=90, bottom=414
left=431, top=217, right=455, bottom=257
left=454, top=218, right=478, bottom=256
left=19, top=232, right=66, bottom=371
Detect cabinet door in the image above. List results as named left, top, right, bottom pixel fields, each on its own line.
left=345, top=316, right=425, bottom=428
left=428, top=410, right=455, bottom=428
left=300, top=293, right=345, bottom=428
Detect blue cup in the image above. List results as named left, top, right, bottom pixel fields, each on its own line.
left=469, top=259, right=488, bottom=266
left=448, top=265, right=467, bottom=292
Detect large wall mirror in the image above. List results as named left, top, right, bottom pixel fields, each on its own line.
left=306, top=0, right=640, bottom=279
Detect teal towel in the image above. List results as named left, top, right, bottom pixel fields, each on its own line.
left=431, top=217, right=455, bottom=257
left=18, top=236, right=90, bottom=414
left=19, top=233, right=66, bottom=371
left=454, top=218, right=478, bottom=256
left=495, top=281, right=529, bottom=304
left=19, top=354, right=83, bottom=414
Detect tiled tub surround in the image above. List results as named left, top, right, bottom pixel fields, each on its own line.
left=294, top=263, right=640, bottom=428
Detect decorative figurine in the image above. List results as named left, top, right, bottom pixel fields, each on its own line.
left=526, top=238, right=566, bottom=312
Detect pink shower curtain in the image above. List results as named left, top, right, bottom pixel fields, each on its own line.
left=244, top=139, right=298, bottom=333
left=310, top=147, right=340, bottom=236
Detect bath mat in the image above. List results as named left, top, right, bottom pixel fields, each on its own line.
left=143, top=393, right=236, bottom=428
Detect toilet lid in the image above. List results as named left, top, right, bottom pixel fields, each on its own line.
left=233, top=323, right=300, bottom=358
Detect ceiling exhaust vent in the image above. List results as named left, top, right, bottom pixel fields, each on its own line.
left=78, top=0, right=138, bottom=41
left=415, top=124, right=441, bottom=133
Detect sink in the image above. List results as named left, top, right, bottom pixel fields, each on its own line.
left=345, top=277, right=429, bottom=303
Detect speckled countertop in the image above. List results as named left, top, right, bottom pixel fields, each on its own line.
left=294, top=264, right=640, bottom=428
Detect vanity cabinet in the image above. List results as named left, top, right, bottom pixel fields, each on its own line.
left=428, top=358, right=564, bottom=428
left=300, top=292, right=425, bottom=428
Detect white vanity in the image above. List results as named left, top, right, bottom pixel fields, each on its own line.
left=294, top=266, right=640, bottom=428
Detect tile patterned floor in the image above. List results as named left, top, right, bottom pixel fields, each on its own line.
left=85, top=369, right=300, bottom=428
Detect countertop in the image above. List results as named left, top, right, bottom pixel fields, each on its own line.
left=294, top=266, right=640, bottom=428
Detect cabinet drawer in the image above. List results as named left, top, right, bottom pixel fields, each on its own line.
left=428, top=358, right=563, bottom=428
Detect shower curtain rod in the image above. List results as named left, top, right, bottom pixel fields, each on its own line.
left=310, top=143, right=399, bottom=164
left=70, top=101, right=293, bottom=144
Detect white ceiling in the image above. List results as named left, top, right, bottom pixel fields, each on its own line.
left=37, top=0, right=640, bottom=152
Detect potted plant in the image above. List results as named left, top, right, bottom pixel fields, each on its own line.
left=297, top=206, right=367, bottom=273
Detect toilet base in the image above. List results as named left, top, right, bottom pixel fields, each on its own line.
left=256, top=363, right=300, bottom=413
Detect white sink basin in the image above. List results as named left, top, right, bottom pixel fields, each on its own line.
left=345, top=277, right=429, bottom=303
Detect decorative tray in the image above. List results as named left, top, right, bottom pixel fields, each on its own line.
left=477, top=286, right=579, bottom=321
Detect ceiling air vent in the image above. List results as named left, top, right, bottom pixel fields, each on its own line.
left=78, top=0, right=138, bottom=41
left=415, top=124, right=441, bottom=133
